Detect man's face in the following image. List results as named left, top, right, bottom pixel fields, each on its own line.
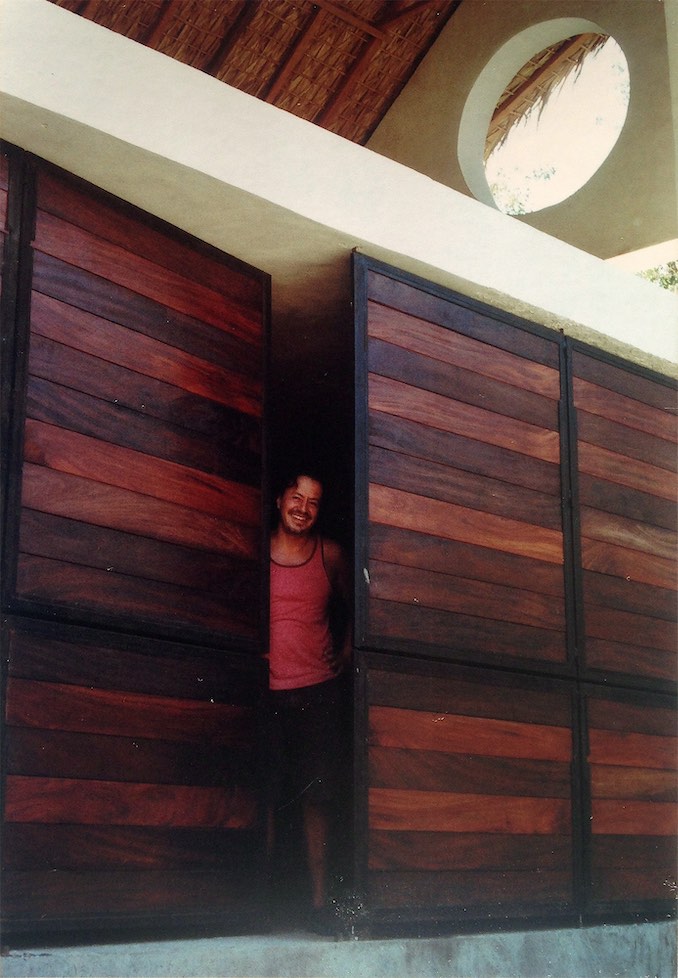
left=277, top=475, right=323, bottom=536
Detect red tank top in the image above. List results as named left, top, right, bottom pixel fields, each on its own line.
left=269, top=538, right=336, bottom=691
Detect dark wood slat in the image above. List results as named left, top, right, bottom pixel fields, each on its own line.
left=27, top=376, right=259, bottom=485
left=368, top=831, right=571, bottom=872
left=33, top=255, right=262, bottom=373
left=6, top=726, right=254, bottom=787
left=576, top=409, right=677, bottom=472
left=369, top=788, right=571, bottom=833
left=24, top=419, right=260, bottom=526
left=369, top=559, right=565, bottom=632
left=585, top=637, right=677, bottom=684
left=366, top=275, right=561, bottom=370
left=583, top=570, right=676, bottom=621
left=590, top=799, right=675, bottom=836
left=368, top=336, right=559, bottom=429
left=370, top=411, right=561, bottom=495
left=6, top=678, right=254, bottom=746
left=572, top=350, right=677, bottom=412
left=588, top=730, right=676, bottom=770
left=370, top=374, right=560, bottom=463
left=587, top=698, right=677, bottom=737
left=34, top=210, right=262, bottom=342
left=367, top=667, right=572, bottom=725
left=36, top=170, right=263, bottom=313
left=3, top=824, right=258, bottom=871
left=31, top=292, right=263, bottom=419
left=584, top=602, right=675, bottom=654
left=590, top=765, right=677, bottom=802
left=573, top=376, right=677, bottom=442
left=369, top=705, right=571, bottom=761
left=21, top=464, right=259, bottom=560
left=370, top=445, right=563, bottom=529
left=590, top=868, right=674, bottom=903
left=580, top=505, right=676, bottom=560
left=370, top=483, right=563, bottom=564
left=19, top=510, right=259, bottom=608
left=368, top=597, right=567, bottom=663
left=579, top=473, right=677, bottom=532
left=16, top=554, right=258, bottom=638
left=29, top=332, right=261, bottom=449
left=591, top=835, right=676, bottom=869
left=370, top=524, right=564, bottom=598
left=5, top=776, right=256, bottom=829
left=578, top=441, right=675, bottom=503
left=369, top=746, right=571, bottom=797
left=368, top=868, right=572, bottom=909
left=581, top=537, right=676, bottom=591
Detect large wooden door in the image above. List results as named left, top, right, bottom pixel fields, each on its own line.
left=1, top=147, right=269, bottom=937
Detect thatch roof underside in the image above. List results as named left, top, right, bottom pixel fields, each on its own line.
left=47, top=1, right=607, bottom=155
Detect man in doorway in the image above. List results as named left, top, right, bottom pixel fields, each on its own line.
left=267, top=468, right=351, bottom=925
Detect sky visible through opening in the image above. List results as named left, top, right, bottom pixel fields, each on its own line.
left=485, top=36, right=630, bottom=216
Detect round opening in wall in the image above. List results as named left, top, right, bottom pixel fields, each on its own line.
left=484, top=34, right=629, bottom=215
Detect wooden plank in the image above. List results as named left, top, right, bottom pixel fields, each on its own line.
left=369, top=559, right=565, bottom=632
left=27, top=376, right=259, bottom=485
left=21, top=464, right=259, bottom=560
left=16, top=554, right=259, bottom=638
left=581, top=538, right=676, bottom=591
left=368, top=598, right=567, bottom=663
left=366, top=275, right=561, bottom=370
left=572, top=350, right=677, bottom=412
left=5, top=776, right=256, bottom=829
left=370, top=411, right=561, bottom=495
left=590, top=868, right=674, bottom=903
left=573, top=376, right=677, bottom=442
left=368, top=831, right=571, bottom=871
left=577, top=441, right=675, bottom=502
left=34, top=210, right=262, bottom=342
left=31, top=292, right=263, bottom=418
left=579, top=473, right=677, bottom=532
left=588, top=730, right=677, bottom=770
left=590, top=765, right=677, bottom=802
left=590, top=799, right=676, bottom=836
left=576, top=409, right=677, bottom=472
left=585, top=637, right=677, bottom=684
left=584, top=603, right=675, bottom=654
left=583, top=570, right=676, bottom=621
left=370, top=445, right=563, bottom=529
left=369, top=788, right=571, bottom=834
left=590, top=834, right=676, bottom=869
left=580, top=505, right=676, bottom=561
left=370, top=484, right=563, bottom=564
left=369, top=705, right=571, bottom=761
left=369, top=746, right=571, bottom=797
left=370, top=374, right=560, bottom=463
left=368, top=868, right=572, bottom=909
left=370, top=524, right=564, bottom=598
left=368, top=335, right=559, bottom=428
left=6, top=678, right=254, bottom=746
left=587, top=698, right=677, bottom=737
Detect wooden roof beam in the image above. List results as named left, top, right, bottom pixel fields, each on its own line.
left=142, top=0, right=184, bottom=48
left=201, top=0, right=259, bottom=75
left=313, top=0, right=385, bottom=39
left=263, top=7, right=325, bottom=104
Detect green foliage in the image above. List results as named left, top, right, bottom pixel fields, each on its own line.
left=638, top=261, right=678, bottom=294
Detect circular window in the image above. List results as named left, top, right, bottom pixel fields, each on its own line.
left=458, top=20, right=630, bottom=215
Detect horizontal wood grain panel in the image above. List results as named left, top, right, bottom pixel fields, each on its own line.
left=369, top=746, right=571, bottom=797
left=368, top=830, right=571, bottom=871
left=573, top=376, right=677, bottom=442
left=3, top=823, right=258, bottom=871
left=368, top=598, right=566, bottom=663
left=371, top=414, right=561, bottom=502
left=587, top=698, right=677, bottom=737
left=31, top=291, right=262, bottom=418
left=571, top=351, right=677, bottom=412
left=369, top=559, right=564, bottom=632
left=368, top=336, right=559, bottom=428
left=37, top=171, right=263, bottom=314
left=583, top=570, right=675, bottom=620
left=590, top=834, right=677, bottom=870
left=35, top=210, right=261, bottom=342
left=15, top=554, right=259, bottom=638
left=28, top=376, right=259, bottom=485
left=576, top=409, right=677, bottom=472
left=24, top=419, right=260, bottom=525
left=581, top=537, right=676, bottom=591
left=370, top=445, right=562, bottom=529
left=584, top=603, right=675, bottom=654
left=585, top=638, right=677, bottom=684
left=589, top=868, right=675, bottom=904
left=367, top=868, right=572, bottom=910
left=590, top=765, right=677, bottom=802
left=369, top=706, right=571, bottom=761
left=369, top=788, right=571, bottom=833
left=590, top=799, right=676, bottom=836
left=6, top=726, right=254, bottom=787
left=588, top=730, right=677, bottom=770
left=369, top=524, right=564, bottom=598
left=5, top=775, right=256, bottom=829
left=33, top=252, right=262, bottom=371
left=21, top=464, right=259, bottom=560
left=370, top=484, right=563, bottom=564
left=370, top=374, right=560, bottom=463
left=579, top=473, right=677, bottom=532
left=580, top=505, right=676, bottom=561
left=577, top=441, right=675, bottom=502
left=6, top=678, right=253, bottom=746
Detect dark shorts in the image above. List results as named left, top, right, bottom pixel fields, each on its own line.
left=265, top=674, right=350, bottom=807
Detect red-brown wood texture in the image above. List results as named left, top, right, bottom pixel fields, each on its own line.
left=572, top=351, right=677, bottom=685
left=2, top=617, right=264, bottom=929
left=585, top=691, right=678, bottom=909
left=360, top=269, right=566, bottom=669
left=365, top=659, right=574, bottom=918
left=14, top=164, right=267, bottom=646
